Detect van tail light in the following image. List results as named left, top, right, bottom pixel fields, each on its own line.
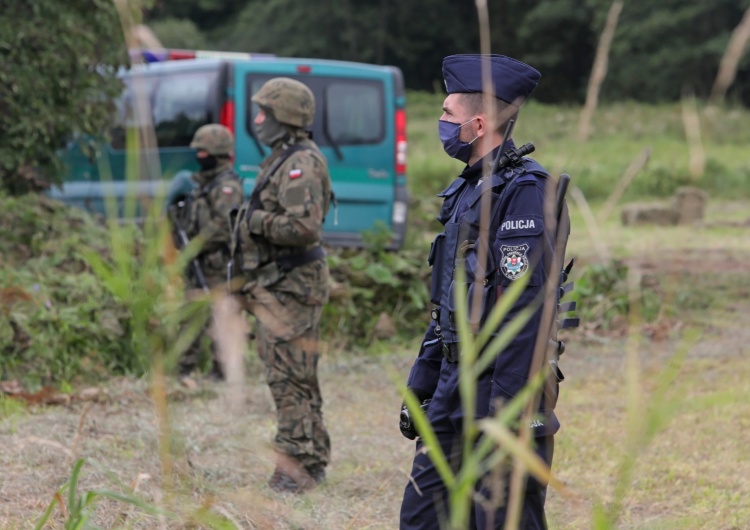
left=167, top=50, right=196, bottom=60
left=395, top=108, right=407, bottom=175
left=220, top=100, right=235, bottom=135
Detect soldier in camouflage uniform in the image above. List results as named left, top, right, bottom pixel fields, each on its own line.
left=232, top=78, right=332, bottom=493
left=174, top=124, right=243, bottom=378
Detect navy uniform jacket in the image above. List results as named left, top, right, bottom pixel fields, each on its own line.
left=407, top=140, right=567, bottom=434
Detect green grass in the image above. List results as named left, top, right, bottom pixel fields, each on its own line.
left=0, top=395, right=26, bottom=422
left=406, top=93, right=750, bottom=202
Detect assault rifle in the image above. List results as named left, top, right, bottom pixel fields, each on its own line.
left=549, top=172, right=578, bottom=364
left=491, top=142, right=536, bottom=173
left=168, top=201, right=209, bottom=293
left=489, top=118, right=537, bottom=175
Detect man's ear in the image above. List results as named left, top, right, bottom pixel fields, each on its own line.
left=474, top=114, right=488, bottom=139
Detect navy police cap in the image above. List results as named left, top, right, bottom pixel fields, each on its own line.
left=442, top=54, right=541, bottom=104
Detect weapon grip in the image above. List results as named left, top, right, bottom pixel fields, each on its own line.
left=168, top=201, right=210, bottom=293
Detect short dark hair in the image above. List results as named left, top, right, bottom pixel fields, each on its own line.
left=459, top=93, right=519, bottom=133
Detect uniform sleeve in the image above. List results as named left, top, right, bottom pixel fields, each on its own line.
left=248, top=151, right=328, bottom=246
left=487, top=180, right=552, bottom=413
left=200, top=179, right=243, bottom=251
left=405, top=321, right=443, bottom=398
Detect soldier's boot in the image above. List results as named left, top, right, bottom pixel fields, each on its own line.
left=306, top=464, right=326, bottom=485
left=178, top=359, right=198, bottom=378
left=178, top=343, right=202, bottom=377
left=207, top=358, right=225, bottom=381
left=267, top=466, right=316, bottom=494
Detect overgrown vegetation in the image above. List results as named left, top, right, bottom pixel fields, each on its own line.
left=0, top=189, right=206, bottom=389
left=7, top=96, right=750, bottom=386
left=573, top=260, right=663, bottom=329
left=324, top=225, right=431, bottom=344
left=0, top=194, right=132, bottom=387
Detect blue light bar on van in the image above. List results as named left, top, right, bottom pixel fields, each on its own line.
left=129, top=49, right=276, bottom=63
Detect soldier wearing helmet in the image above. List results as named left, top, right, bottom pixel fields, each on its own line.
left=175, top=123, right=243, bottom=378
left=231, top=77, right=332, bottom=493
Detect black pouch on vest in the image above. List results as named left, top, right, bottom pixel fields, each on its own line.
left=428, top=232, right=446, bottom=305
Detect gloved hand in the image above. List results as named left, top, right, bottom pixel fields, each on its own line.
left=399, top=388, right=432, bottom=440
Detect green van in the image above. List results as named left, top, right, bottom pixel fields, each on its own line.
left=54, top=50, right=409, bottom=249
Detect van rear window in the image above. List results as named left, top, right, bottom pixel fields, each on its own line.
left=326, top=81, right=383, bottom=145
left=111, top=70, right=219, bottom=150
left=153, top=72, right=218, bottom=147
left=247, top=76, right=385, bottom=147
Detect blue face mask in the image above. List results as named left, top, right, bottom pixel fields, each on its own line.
left=438, top=118, right=478, bottom=163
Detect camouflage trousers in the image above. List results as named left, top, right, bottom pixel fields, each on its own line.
left=254, top=294, right=330, bottom=471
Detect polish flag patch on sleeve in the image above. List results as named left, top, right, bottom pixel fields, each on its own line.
left=222, top=186, right=235, bottom=194
left=289, top=169, right=303, bottom=179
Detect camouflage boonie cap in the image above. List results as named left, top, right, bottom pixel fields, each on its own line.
left=190, top=124, right=234, bottom=156
left=252, top=77, right=315, bottom=129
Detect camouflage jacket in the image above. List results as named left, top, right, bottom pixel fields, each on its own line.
left=235, top=136, right=331, bottom=306
left=183, top=162, right=243, bottom=281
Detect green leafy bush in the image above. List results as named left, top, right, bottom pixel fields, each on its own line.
left=323, top=224, right=432, bottom=345
left=573, top=260, right=662, bottom=329
left=0, top=194, right=132, bottom=387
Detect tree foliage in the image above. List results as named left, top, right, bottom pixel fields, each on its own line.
left=601, top=0, right=750, bottom=102
left=0, top=0, right=127, bottom=195
left=149, top=18, right=207, bottom=50
left=212, top=0, right=478, bottom=92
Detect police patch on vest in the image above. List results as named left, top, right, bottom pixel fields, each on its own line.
left=500, top=244, right=529, bottom=280
left=501, top=218, right=536, bottom=231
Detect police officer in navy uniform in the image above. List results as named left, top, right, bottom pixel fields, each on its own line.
left=399, top=54, right=571, bottom=529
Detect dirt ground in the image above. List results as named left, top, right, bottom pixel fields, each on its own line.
left=2, top=203, right=750, bottom=529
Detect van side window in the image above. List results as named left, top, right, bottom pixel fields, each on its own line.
left=152, top=71, right=218, bottom=148
left=326, top=81, right=384, bottom=145
left=110, top=77, right=157, bottom=150
left=247, top=75, right=385, bottom=148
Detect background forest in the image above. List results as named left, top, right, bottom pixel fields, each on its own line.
left=147, top=0, right=750, bottom=105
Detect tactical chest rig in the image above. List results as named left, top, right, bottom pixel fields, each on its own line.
left=184, top=167, right=238, bottom=237
left=230, top=143, right=327, bottom=288
left=176, top=168, right=239, bottom=280
left=428, top=143, right=578, bottom=374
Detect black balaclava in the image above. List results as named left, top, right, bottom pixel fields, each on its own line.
left=196, top=154, right=218, bottom=172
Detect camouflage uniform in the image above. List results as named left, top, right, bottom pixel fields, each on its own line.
left=233, top=78, right=332, bottom=491
left=176, top=124, right=243, bottom=374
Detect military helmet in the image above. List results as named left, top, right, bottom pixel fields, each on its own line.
left=252, top=77, right=315, bottom=129
left=189, top=124, right=234, bottom=156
